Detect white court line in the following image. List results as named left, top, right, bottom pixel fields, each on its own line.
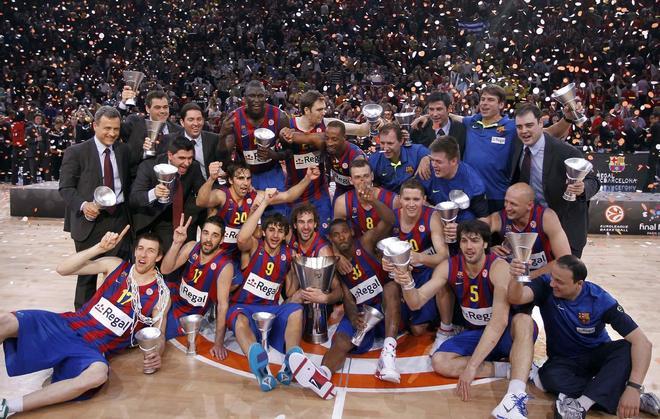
left=331, top=389, right=347, bottom=419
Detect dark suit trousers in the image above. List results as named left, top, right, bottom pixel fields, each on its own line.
left=538, top=340, right=631, bottom=414
left=73, top=204, right=130, bottom=309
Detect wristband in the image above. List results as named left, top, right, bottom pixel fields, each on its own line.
left=402, top=278, right=416, bottom=291
left=626, top=381, right=644, bottom=392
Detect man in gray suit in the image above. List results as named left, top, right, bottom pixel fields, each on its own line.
left=510, top=103, right=600, bottom=257
left=59, top=106, right=132, bottom=309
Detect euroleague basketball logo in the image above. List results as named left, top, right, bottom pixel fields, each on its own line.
left=605, top=205, right=625, bottom=223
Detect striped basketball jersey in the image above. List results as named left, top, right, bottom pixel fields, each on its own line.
left=170, top=243, right=232, bottom=320
left=289, top=232, right=330, bottom=257
left=447, top=253, right=499, bottom=330
left=392, top=206, right=436, bottom=275
left=337, top=241, right=387, bottom=306
left=286, top=117, right=327, bottom=201
left=232, top=104, right=281, bottom=170
left=499, top=204, right=554, bottom=270
left=344, top=188, right=397, bottom=237
left=216, top=186, right=258, bottom=256
left=61, top=261, right=160, bottom=353
left=231, top=241, right=293, bottom=305
left=330, top=142, right=365, bottom=196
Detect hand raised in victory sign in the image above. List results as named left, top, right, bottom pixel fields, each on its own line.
left=173, top=214, right=193, bottom=246
left=98, top=225, right=131, bottom=253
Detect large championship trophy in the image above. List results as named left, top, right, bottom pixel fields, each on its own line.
left=153, top=164, right=178, bottom=204
left=506, top=232, right=538, bottom=283
left=293, top=256, right=338, bottom=344
left=551, top=83, right=588, bottom=126
left=362, top=103, right=383, bottom=147
left=135, top=327, right=162, bottom=374
left=123, top=71, right=146, bottom=106
left=144, top=119, right=164, bottom=157
left=394, top=110, right=416, bottom=146
left=351, top=305, right=385, bottom=346
left=436, top=201, right=460, bottom=243
left=84, top=186, right=117, bottom=221
left=179, top=314, right=203, bottom=355
left=563, top=158, right=593, bottom=201
left=252, top=312, right=277, bottom=352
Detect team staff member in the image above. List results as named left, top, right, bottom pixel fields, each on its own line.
left=508, top=255, right=659, bottom=419
left=411, top=91, right=466, bottom=153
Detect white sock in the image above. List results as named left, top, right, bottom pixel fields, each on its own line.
left=320, top=365, right=332, bottom=379
left=383, top=337, right=397, bottom=352
left=7, top=397, right=23, bottom=413
left=507, top=379, right=527, bottom=395
left=494, top=361, right=511, bottom=378
left=576, top=395, right=595, bottom=411
left=440, top=322, right=453, bottom=332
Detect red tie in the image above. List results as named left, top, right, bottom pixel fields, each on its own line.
left=103, top=148, right=116, bottom=214
left=172, top=175, right=184, bottom=227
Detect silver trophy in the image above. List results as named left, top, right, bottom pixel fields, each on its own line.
left=449, top=189, right=470, bottom=210
left=153, top=163, right=178, bottom=204
left=179, top=314, right=203, bottom=355
left=351, top=305, right=385, bottom=346
left=394, top=111, right=416, bottom=146
left=563, top=158, right=593, bottom=201
left=85, top=186, right=117, bottom=221
left=254, top=128, right=275, bottom=148
left=135, top=327, right=161, bottom=374
left=506, top=232, right=538, bottom=283
left=362, top=103, right=383, bottom=145
left=123, top=71, right=146, bottom=106
left=252, top=312, right=276, bottom=352
left=144, top=119, right=164, bottom=157
left=377, top=237, right=402, bottom=278
left=293, top=256, right=339, bottom=344
left=551, top=83, right=588, bottom=127
left=383, top=240, right=412, bottom=271
left=436, top=201, right=460, bottom=244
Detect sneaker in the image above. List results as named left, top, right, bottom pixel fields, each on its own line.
left=247, top=343, right=277, bottom=392
left=429, top=326, right=455, bottom=355
left=641, top=392, right=660, bottom=417
left=289, top=352, right=336, bottom=400
left=554, top=394, right=586, bottom=419
left=375, top=348, right=400, bottom=384
left=276, top=346, right=303, bottom=385
left=491, top=392, right=529, bottom=419
left=0, top=399, right=7, bottom=419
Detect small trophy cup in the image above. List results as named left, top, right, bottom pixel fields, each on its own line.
left=449, top=189, right=470, bottom=210
left=377, top=237, right=402, bottom=278
left=551, top=83, right=588, bottom=126
left=351, top=305, right=385, bottom=346
left=144, top=119, right=164, bottom=157
left=254, top=128, right=275, bottom=148
left=394, top=111, right=416, bottom=146
left=383, top=240, right=412, bottom=271
left=436, top=201, right=460, bottom=243
left=506, top=232, right=538, bottom=283
left=293, top=256, right=338, bottom=344
left=85, top=186, right=117, bottom=221
left=362, top=103, right=383, bottom=146
left=179, top=314, right=203, bottom=355
left=563, top=158, right=593, bottom=201
left=123, top=71, right=146, bottom=106
left=252, top=312, right=276, bottom=353
left=135, top=326, right=161, bottom=374
left=153, top=164, right=178, bottom=204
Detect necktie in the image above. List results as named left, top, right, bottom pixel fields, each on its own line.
left=436, top=128, right=446, bottom=138
left=103, top=148, right=116, bottom=214
left=520, top=147, right=532, bottom=185
left=172, top=175, right=184, bottom=228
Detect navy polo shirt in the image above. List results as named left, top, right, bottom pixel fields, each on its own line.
left=369, top=143, right=429, bottom=193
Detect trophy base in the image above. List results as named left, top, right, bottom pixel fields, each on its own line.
left=563, top=192, right=577, bottom=201
left=445, top=238, right=457, bottom=244
left=516, top=275, right=532, bottom=283
left=303, top=333, right=329, bottom=344
left=126, top=99, right=136, bottom=106
left=351, top=337, right=364, bottom=347
left=157, top=197, right=171, bottom=204
left=143, top=368, right=158, bottom=374
left=185, top=349, right=197, bottom=356
left=145, top=150, right=156, bottom=157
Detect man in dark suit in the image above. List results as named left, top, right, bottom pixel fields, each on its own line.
left=411, top=91, right=467, bottom=156
left=59, top=106, right=131, bottom=309
left=129, top=137, right=205, bottom=252
left=119, top=89, right=183, bottom=176
left=510, top=103, right=600, bottom=257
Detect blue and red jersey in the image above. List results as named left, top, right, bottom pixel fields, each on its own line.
left=330, top=142, right=365, bottom=196
left=344, top=188, right=397, bottom=237
left=231, top=241, right=293, bottom=306
left=216, top=187, right=258, bottom=256
left=447, top=253, right=499, bottom=330
left=392, top=206, right=436, bottom=278
left=499, top=204, right=554, bottom=270
left=286, top=117, right=327, bottom=202
left=232, top=104, right=282, bottom=171
left=61, top=261, right=160, bottom=354
left=289, top=232, right=330, bottom=257
left=338, top=241, right=388, bottom=307
left=170, top=243, right=232, bottom=320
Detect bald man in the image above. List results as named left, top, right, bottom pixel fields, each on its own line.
left=484, top=183, right=571, bottom=279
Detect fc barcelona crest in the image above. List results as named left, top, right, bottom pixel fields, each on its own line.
left=578, top=312, right=590, bottom=324
left=608, top=156, right=625, bottom=173
left=405, top=166, right=414, bottom=174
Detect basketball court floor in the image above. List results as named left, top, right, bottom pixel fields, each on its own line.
left=0, top=185, right=658, bottom=418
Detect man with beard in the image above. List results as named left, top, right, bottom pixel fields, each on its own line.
left=160, top=216, right=234, bottom=344
left=0, top=228, right=170, bottom=417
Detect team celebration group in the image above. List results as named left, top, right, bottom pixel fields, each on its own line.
left=1, top=81, right=658, bottom=419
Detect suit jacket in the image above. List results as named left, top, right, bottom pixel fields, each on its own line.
left=411, top=120, right=467, bottom=158
left=120, top=115, right=183, bottom=173
left=129, top=154, right=205, bottom=234
left=158, top=130, right=220, bottom=173
left=59, top=139, right=131, bottom=242
left=510, top=134, right=600, bottom=254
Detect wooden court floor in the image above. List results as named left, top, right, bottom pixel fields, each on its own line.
left=0, top=185, right=658, bottom=418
